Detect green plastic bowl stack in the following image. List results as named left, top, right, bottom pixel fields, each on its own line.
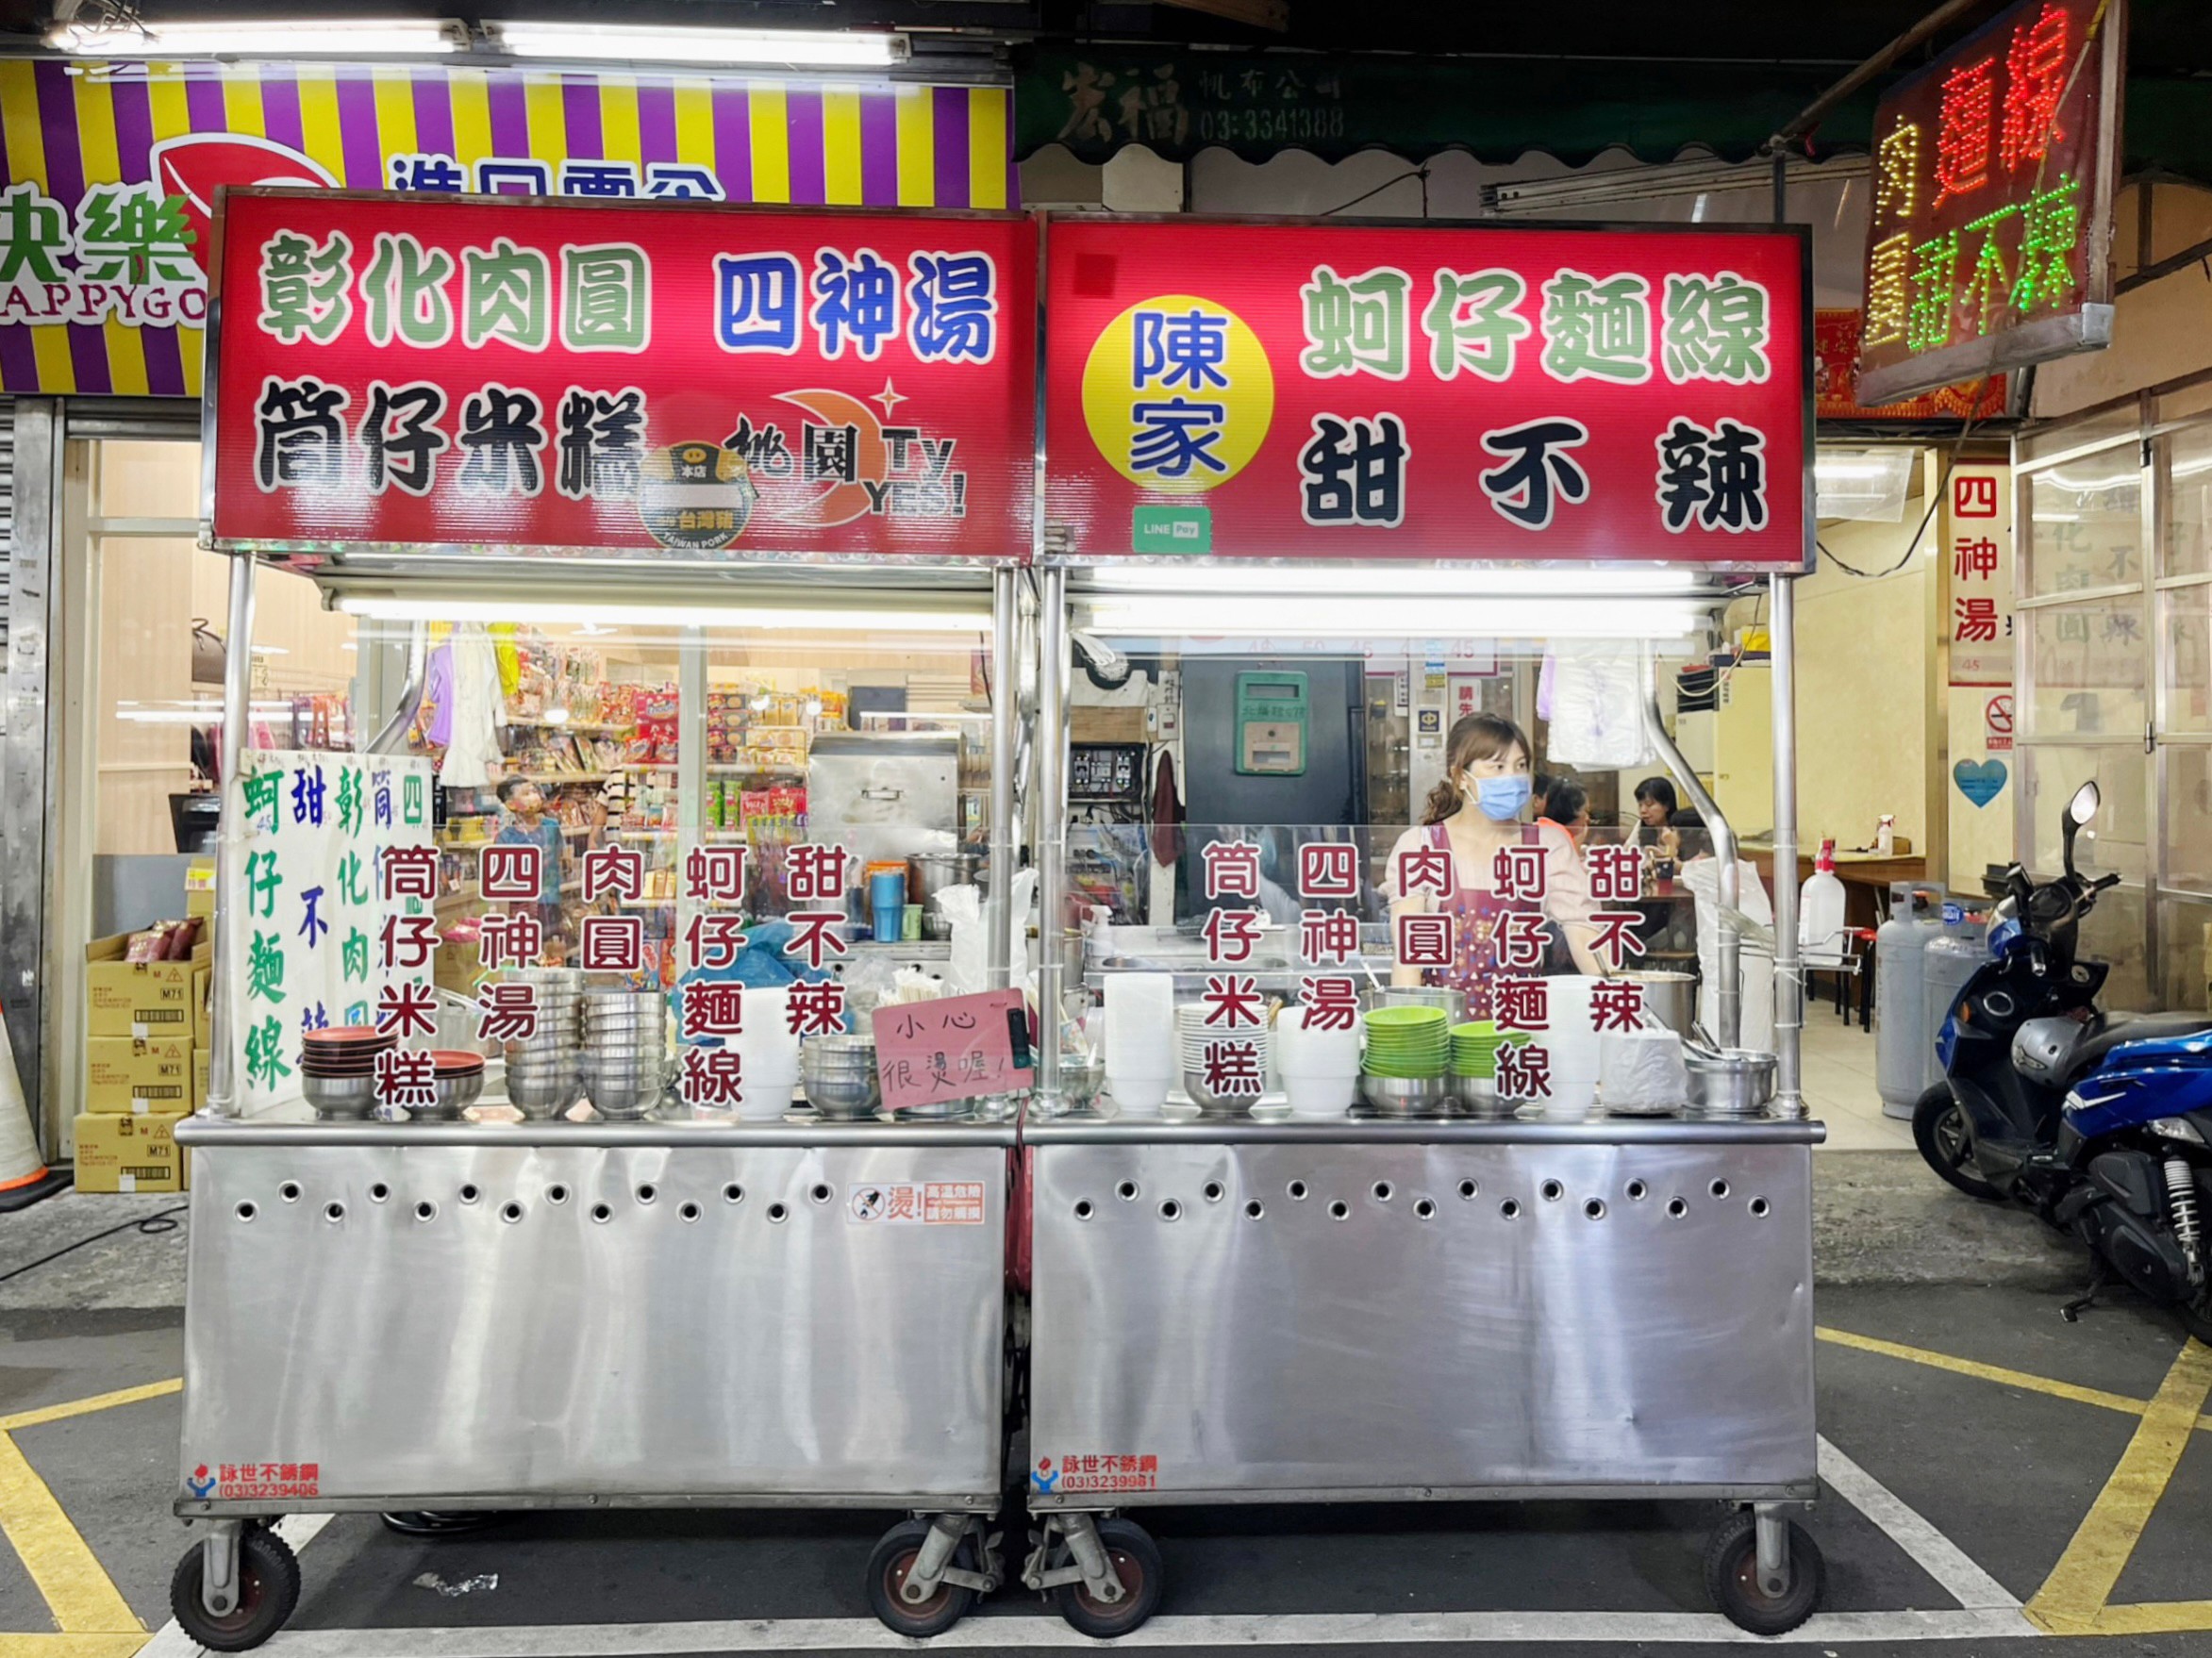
left=1450, top=1020, right=1530, bottom=1080
left=1362, top=1004, right=1451, bottom=1079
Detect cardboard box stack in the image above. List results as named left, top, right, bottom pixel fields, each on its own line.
left=78, top=871, right=213, bottom=1193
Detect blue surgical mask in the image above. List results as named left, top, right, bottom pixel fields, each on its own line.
left=1471, top=775, right=1532, bottom=821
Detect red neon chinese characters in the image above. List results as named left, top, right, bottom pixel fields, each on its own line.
left=1932, top=57, right=1996, bottom=207
left=683, top=844, right=747, bottom=905
left=1201, top=1038, right=1265, bottom=1098
left=1201, top=972, right=1265, bottom=1029
left=476, top=910, right=542, bottom=971
left=1395, top=912, right=1455, bottom=970
left=1298, top=841, right=1359, bottom=899
left=1497, top=1040, right=1551, bottom=1100
left=1495, top=977, right=1550, bottom=1032
left=1492, top=843, right=1547, bottom=904
left=783, top=911, right=849, bottom=971
left=1299, top=975, right=1360, bottom=1031
left=1493, top=910, right=1548, bottom=971
left=681, top=981, right=746, bottom=1039
left=580, top=844, right=643, bottom=904
left=1393, top=843, right=1452, bottom=899
left=579, top=914, right=644, bottom=973
left=1588, top=843, right=1643, bottom=904
left=1590, top=979, right=1647, bottom=1034
left=374, top=1047, right=436, bottom=1109
left=380, top=844, right=439, bottom=902
left=786, top=842, right=849, bottom=904
left=374, top=979, right=438, bottom=1039
left=1203, top=907, right=1264, bottom=966
left=1203, top=839, right=1262, bottom=901
left=479, top=843, right=542, bottom=902
left=1300, top=907, right=1360, bottom=966
left=379, top=914, right=439, bottom=972
left=679, top=1046, right=746, bottom=1110
left=1999, top=3, right=2071, bottom=173
left=1588, top=911, right=1649, bottom=973
left=682, top=912, right=749, bottom=972
left=474, top=981, right=538, bottom=1043
left=786, top=979, right=848, bottom=1036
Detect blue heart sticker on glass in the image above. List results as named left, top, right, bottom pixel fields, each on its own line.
left=1954, top=758, right=2008, bottom=807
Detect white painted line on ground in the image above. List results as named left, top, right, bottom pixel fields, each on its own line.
left=1817, top=1434, right=2022, bottom=1612
left=212, top=1606, right=2039, bottom=1654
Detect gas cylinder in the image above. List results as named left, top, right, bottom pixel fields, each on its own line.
left=1921, top=904, right=1993, bottom=1096
left=1876, top=883, right=1945, bottom=1119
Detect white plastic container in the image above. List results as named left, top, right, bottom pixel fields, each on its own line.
left=1800, top=837, right=1849, bottom=965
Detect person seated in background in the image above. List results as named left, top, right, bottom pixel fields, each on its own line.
left=1633, top=776, right=1679, bottom=843
left=1671, top=806, right=1712, bottom=866
left=1540, top=779, right=1589, bottom=842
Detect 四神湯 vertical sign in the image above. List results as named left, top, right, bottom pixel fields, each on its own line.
left=1855, top=0, right=2125, bottom=406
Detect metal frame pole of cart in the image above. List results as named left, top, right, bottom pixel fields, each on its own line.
left=171, top=198, right=1029, bottom=1648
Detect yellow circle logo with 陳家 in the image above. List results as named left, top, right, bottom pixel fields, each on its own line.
left=1081, top=295, right=1274, bottom=493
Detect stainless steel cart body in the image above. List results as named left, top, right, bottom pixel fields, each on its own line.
left=1027, top=1118, right=1820, bottom=1508
left=175, top=1118, right=1012, bottom=1516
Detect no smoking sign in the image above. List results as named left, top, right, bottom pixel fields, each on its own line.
left=1984, top=694, right=2014, bottom=754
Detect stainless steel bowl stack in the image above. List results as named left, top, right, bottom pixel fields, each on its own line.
left=299, top=1025, right=396, bottom=1119
left=579, top=988, right=670, bottom=1120
left=414, top=1050, right=487, bottom=1121
left=800, top=1033, right=882, bottom=1119
left=503, top=970, right=582, bottom=1119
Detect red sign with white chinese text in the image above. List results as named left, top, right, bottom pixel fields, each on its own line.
left=1856, top=0, right=2124, bottom=406
left=208, top=190, right=1036, bottom=559
left=1042, top=216, right=1809, bottom=567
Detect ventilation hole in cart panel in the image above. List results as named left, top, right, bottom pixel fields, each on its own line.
left=1288, top=1180, right=1309, bottom=1201
left=548, top=1185, right=570, bottom=1205
left=810, top=1184, right=832, bottom=1205
left=1710, top=1179, right=1731, bottom=1200
left=1074, top=1200, right=1094, bottom=1220
left=1244, top=1200, right=1265, bottom=1219
left=590, top=1203, right=612, bottom=1224
left=1749, top=1197, right=1771, bottom=1219
left=1203, top=1182, right=1224, bottom=1202
left=234, top=1202, right=256, bottom=1222
left=414, top=1201, right=437, bottom=1223
left=323, top=1202, right=344, bottom=1223
left=1584, top=1199, right=1606, bottom=1220
left=1499, top=1199, right=1521, bottom=1219
left=1116, top=1180, right=1139, bottom=1202
left=679, top=1202, right=701, bottom=1223
left=1667, top=1197, right=1688, bottom=1219
left=1540, top=1179, right=1564, bottom=1202
left=1327, top=1200, right=1349, bottom=1220
left=458, top=1185, right=480, bottom=1205
left=766, top=1202, right=789, bottom=1223
left=1457, top=1178, right=1478, bottom=1200
left=1159, top=1199, right=1182, bottom=1221
left=500, top=1202, right=524, bottom=1224
left=1372, top=1181, right=1393, bottom=1202
left=723, top=1183, right=743, bottom=1204
left=637, top=1184, right=657, bottom=1205
left=1414, top=1198, right=1437, bottom=1220
left=278, top=1182, right=301, bottom=1203
left=1626, top=1180, right=1648, bottom=1202
left=369, top=1184, right=390, bottom=1203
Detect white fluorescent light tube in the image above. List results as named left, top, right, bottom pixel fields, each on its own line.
left=53, top=17, right=459, bottom=55
left=490, top=22, right=909, bottom=68
left=335, top=596, right=988, bottom=632
left=1076, top=565, right=1715, bottom=598
left=1083, top=594, right=1710, bottom=640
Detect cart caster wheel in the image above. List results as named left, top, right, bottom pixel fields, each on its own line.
left=381, top=1511, right=501, bottom=1536
left=867, top=1519, right=976, bottom=1637
left=170, top=1525, right=300, bottom=1652
left=1053, top=1518, right=1163, bottom=1639
left=1705, top=1512, right=1824, bottom=1636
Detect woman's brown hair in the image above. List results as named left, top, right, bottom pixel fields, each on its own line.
left=1421, top=712, right=1534, bottom=825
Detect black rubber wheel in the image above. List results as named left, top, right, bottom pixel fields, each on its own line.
left=866, top=1519, right=976, bottom=1637
left=2176, top=1283, right=2212, bottom=1346
left=1052, top=1518, right=1164, bottom=1638
left=1914, top=1085, right=2004, bottom=1202
left=169, top=1526, right=301, bottom=1652
left=380, top=1511, right=502, bottom=1536
left=1705, top=1512, right=1824, bottom=1636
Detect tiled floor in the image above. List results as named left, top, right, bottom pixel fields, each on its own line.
left=1799, top=999, right=1917, bottom=1151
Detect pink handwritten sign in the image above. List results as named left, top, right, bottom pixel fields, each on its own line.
left=871, top=989, right=1033, bottom=1112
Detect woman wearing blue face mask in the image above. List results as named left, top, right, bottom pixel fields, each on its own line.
left=1388, top=712, right=1602, bottom=1014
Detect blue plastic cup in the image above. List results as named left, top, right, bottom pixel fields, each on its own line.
left=869, top=868, right=906, bottom=944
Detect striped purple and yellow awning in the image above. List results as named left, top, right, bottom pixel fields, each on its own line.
left=0, top=58, right=1017, bottom=398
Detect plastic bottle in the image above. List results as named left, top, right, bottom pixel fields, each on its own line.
left=1875, top=814, right=1896, bottom=856
left=1800, top=838, right=1849, bottom=964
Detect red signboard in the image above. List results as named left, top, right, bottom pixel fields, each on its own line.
left=1041, top=217, right=1808, bottom=567
left=208, top=191, right=1036, bottom=560
left=1855, top=0, right=2124, bottom=407
left=1815, top=310, right=2006, bottom=422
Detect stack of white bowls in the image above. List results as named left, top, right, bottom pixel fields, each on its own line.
left=1274, top=1005, right=1362, bottom=1118
left=729, top=984, right=800, bottom=1120
left=1543, top=975, right=1604, bottom=1119
left=1103, top=974, right=1175, bottom=1116
left=1174, top=1003, right=1274, bottom=1113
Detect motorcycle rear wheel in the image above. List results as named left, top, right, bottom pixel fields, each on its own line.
left=1914, top=1085, right=2004, bottom=1202
left=2179, top=1285, right=2212, bottom=1346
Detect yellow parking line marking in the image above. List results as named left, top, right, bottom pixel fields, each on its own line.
left=1818, top=1325, right=2158, bottom=1418
left=2026, top=1338, right=2212, bottom=1634
left=2088, top=1600, right=2212, bottom=1634
left=0, top=1382, right=181, bottom=1435
left=0, top=1635, right=147, bottom=1657
left=0, top=1432, right=141, bottom=1633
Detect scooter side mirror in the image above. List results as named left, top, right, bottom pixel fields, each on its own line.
left=2068, top=782, right=2101, bottom=827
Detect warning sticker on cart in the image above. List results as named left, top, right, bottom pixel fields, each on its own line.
left=846, top=1182, right=988, bottom=1225
left=195, top=1461, right=320, bottom=1501
left=1036, top=1453, right=1158, bottom=1495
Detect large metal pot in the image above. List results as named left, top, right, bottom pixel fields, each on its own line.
left=1684, top=1049, right=1778, bottom=1118
left=1623, top=970, right=1698, bottom=1037
left=909, top=850, right=980, bottom=939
